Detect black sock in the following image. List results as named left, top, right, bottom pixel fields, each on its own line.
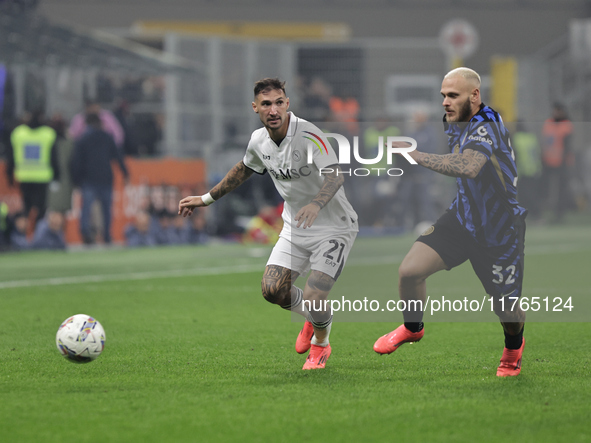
left=504, top=325, right=524, bottom=350
left=403, top=306, right=423, bottom=333
left=404, top=322, right=424, bottom=333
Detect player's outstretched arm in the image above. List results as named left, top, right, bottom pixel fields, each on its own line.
left=409, top=148, right=487, bottom=179
left=178, top=160, right=254, bottom=217
left=295, top=166, right=344, bottom=229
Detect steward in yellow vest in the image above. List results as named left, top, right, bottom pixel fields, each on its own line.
left=0, top=201, right=8, bottom=250
left=6, top=111, right=60, bottom=225
left=363, top=119, right=401, bottom=175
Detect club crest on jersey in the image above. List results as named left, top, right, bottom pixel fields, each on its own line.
left=420, top=225, right=435, bottom=236
left=292, top=150, right=301, bottom=161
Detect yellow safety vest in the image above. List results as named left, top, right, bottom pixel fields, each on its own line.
left=11, top=124, right=57, bottom=183
left=0, top=202, right=7, bottom=232
left=512, top=131, right=541, bottom=178
left=363, top=125, right=401, bottom=172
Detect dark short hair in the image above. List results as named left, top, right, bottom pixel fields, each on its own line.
left=553, top=102, right=565, bottom=112
left=254, top=78, right=286, bottom=98
left=85, top=112, right=102, bottom=127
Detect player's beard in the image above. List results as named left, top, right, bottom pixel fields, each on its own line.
left=456, top=97, right=472, bottom=122
left=264, top=114, right=282, bottom=130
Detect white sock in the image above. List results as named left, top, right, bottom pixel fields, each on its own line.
left=311, top=322, right=331, bottom=347
left=281, top=286, right=312, bottom=321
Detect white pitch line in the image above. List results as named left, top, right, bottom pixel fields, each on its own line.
left=0, top=264, right=263, bottom=289
left=0, top=241, right=589, bottom=290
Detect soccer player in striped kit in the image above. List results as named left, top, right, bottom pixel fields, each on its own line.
left=374, top=68, right=528, bottom=377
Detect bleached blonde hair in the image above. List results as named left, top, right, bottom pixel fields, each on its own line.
left=444, top=67, right=481, bottom=87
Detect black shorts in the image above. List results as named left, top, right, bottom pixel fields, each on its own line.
left=416, top=210, right=526, bottom=299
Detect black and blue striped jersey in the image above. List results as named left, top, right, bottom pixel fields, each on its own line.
left=444, top=104, right=527, bottom=247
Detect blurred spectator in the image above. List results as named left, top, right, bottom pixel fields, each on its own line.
left=125, top=210, right=157, bottom=247
left=513, top=121, right=542, bottom=220
left=113, top=99, right=138, bottom=157
left=302, top=77, right=332, bottom=121
left=137, top=185, right=152, bottom=212
left=165, top=186, right=180, bottom=215
left=393, top=108, right=439, bottom=229
left=68, top=99, right=125, bottom=149
left=166, top=215, right=188, bottom=245
left=149, top=185, right=166, bottom=215
left=150, top=209, right=172, bottom=245
left=146, top=205, right=208, bottom=246
left=9, top=211, right=29, bottom=251
left=48, top=111, right=67, bottom=139
left=47, top=111, right=74, bottom=213
left=329, top=95, right=360, bottom=135
left=186, top=209, right=209, bottom=245
left=6, top=109, right=60, bottom=228
left=362, top=118, right=401, bottom=226
left=9, top=211, right=28, bottom=250
left=0, top=201, right=9, bottom=251
left=243, top=204, right=282, bottom=244
left=31, top=210, right=66, bottom=250
left=70, top=113, right=129, bottom=244
left=148, top=186, right=188, bottom=244
left=363, top=118, right=401, bottom=158
left=133, top=113, right=162, bottom=156
left=541, top=103, right=574, bottom=223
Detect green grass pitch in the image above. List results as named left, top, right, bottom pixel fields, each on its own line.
left=0, top=223, right=589, bottom=442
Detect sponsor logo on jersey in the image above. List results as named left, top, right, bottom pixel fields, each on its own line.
left=468, top=134, right=493, bottom=145
left=467, top=125, right=493, bottom=145
left=477, top=126, right=488, bottom=136
left=269, top=166, right=311, bottom=180
left=302, top=131, right=329, bottom=154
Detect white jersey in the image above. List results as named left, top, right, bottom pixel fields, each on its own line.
left=243, top=112, right=358, bottom=238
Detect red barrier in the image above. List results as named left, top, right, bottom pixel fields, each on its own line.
left=0, top=158, right=207, bottom=244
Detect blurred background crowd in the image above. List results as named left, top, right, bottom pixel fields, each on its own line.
left=1, top=0, right=591, bottom=252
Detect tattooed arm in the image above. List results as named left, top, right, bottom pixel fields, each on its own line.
left=410, top=148, right=488, bottom=179
left=295, top=166, right=345, bottom=229
left=179, top=161, right=254, bottom=216
left=209, top=161, right=255, bottom=199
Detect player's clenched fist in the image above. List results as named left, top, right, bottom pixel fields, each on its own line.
left=178, top=195, right=204, bottom=217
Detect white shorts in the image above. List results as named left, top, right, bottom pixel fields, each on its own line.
left=266, top=230, right=357, bottom=280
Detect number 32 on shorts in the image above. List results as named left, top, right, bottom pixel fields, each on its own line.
left=492, top=264, right=516, bottom=285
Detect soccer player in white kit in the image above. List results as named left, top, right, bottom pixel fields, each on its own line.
left=179, top=78, right=358, bottom=370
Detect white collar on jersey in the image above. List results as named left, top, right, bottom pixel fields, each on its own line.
left=283, top=112, right=299, bottom=139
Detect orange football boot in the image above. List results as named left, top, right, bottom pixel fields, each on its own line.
left=373, top=324, right=424, bottom=355
left=496, top=337, right=525, bottom=377
left=302, top=344, right=331, bottom=370
left=295, top=321, right=314, bottom=354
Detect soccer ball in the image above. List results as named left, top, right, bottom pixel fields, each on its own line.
left=56, top=314, right=106, bottom=363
